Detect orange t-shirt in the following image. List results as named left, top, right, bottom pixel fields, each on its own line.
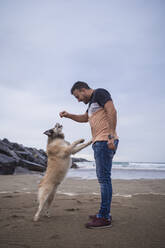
left=87, top=89, right=118, bottom=143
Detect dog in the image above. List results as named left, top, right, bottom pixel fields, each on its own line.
left=33, top=123, right=92, bottom=221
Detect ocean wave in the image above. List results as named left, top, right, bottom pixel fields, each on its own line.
left=77, top=161, right=165, bottom=171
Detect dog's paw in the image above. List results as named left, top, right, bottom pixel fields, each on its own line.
left=33, top=215, right=39, bottom=222
left=88, top=140, right=92, bottom=145
left=45, top=211, right=50, bottom=218
left=79, top=139, right=85, bottom=143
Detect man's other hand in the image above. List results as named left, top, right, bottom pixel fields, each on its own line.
left=107, top=139, right=115, bottom=150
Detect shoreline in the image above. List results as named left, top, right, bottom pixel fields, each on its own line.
left=0, top=174, right=165, bottom=195
left=0, top=175, right=165, bottom=248
left=67, top=168, right=165, bottom=180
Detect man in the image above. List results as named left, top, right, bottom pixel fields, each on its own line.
left=59, top=81, right=119, bottom=229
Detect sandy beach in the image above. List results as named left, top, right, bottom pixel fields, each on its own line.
left=0, top=174, right=165, bottom=248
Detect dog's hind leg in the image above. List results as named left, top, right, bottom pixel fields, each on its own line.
left=33, top=186, right=53, bottom=221
left=45, top=188, right=56, bottom=218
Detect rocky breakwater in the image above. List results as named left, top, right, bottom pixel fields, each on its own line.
left=0, top=138, right=88, bottom=175
left=0, top=138, right=47, bottom=175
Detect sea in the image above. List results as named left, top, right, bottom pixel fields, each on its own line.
left=67, top=161, right=165, bottom=180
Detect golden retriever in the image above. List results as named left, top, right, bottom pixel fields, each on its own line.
left=33, top=123, right=92, bottom=221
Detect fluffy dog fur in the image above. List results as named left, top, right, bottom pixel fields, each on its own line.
left=33, top=123, right=92, bottom=221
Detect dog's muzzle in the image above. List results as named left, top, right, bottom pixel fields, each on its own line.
left=43, top=129, right=53, bottom=136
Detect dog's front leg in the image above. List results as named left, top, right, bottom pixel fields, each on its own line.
left=72, top=139, right=85, bottom=146
left=65, top=139, right=85, bottom=155
left=71, top=140, right=92, bottom=154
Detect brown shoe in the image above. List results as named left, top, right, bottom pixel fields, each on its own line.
left=85, top=217, right=112, bottom=229
left=88, top=214, right=98, bottom=220
left=89, top=214, right=112, bottom=221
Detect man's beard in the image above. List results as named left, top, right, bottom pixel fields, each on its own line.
left=83, top=96, right=90, bottom=104
left=83, top=99, right=89, bottom=104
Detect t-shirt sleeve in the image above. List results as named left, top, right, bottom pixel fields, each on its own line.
left=95, top=88, right=112, bottom=107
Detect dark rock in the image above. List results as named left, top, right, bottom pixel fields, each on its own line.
left=26, top=147, right=47, bottom=166
left=15, top=148, right=47, bottom=166
left=0, top=138, right=47, bottom=174
left=72, top=157, right=89, bottom=163
left=0, top=154, right=17, bottom=175
left=18, top=159, right=46, bottom=172
left=71, top=162, right=79, bottom=169
left=71, top=157, right=90, bottom=169
left=2, top=138, right=13, bottom=149
left=8, top=150, right=20, bottom=162
left=12, top=142, right=25, bottom=151
left=0, top=139, right=20, bottom=162
left=0, top=139, right=14, bottom=157
left=15, top=151, right=32, bottom=160
left=39, top=149, right=46, bottom=155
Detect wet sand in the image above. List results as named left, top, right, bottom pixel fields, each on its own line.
left=0, top=175, right=165, bottom=248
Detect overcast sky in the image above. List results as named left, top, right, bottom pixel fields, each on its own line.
left=0, top=0, right=165, bottom=162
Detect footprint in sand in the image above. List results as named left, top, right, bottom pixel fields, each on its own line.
left=50, top=234, right=60, bottom=240
left=7, top=243, right=30, bottom=248
left=2, top=195, right=13, bottom=198
left=11, top=214, right=24, bottom=219
left=65, top=208, right=80, bottom=211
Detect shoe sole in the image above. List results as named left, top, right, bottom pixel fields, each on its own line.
left=89, top=216, right=112, bottom=221
left=86, top=224, right=112, bottom=229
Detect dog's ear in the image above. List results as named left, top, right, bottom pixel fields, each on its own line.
left=43, top=129, right=53, bottom=136
left=54, top=123, right=63, bottom=129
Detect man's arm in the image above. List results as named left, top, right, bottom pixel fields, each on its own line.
left=104, top=100, right=117, bottom=149
left=104, top=100, right=117, bottom=135
left=59, top=111, right=88, bottom=123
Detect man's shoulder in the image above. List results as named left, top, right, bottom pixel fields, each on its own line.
left=87, top=88, right=112, bottom=113
left=93, top=88, right=111, bottom=99
left=94, top=88, right=110, bottom=95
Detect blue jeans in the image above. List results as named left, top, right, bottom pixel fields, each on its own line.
left=92, top=139, right=119, bottom=219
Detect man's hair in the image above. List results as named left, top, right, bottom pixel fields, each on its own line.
left=71, top=81, right=91, bottom=94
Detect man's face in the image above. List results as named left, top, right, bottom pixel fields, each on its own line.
left=73, top=89, right=90, bottom=104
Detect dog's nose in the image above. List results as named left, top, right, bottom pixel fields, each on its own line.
left=43, top=130, right=49, bottom=136
left=43, top=129, right=53, bottom=136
